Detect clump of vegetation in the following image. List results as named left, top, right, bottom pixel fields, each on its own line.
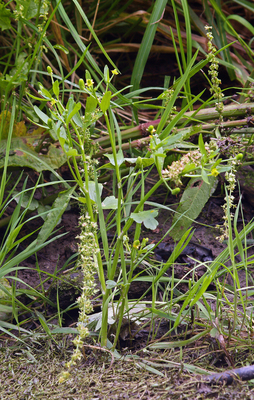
left=1, top=0, right=254, bottom=395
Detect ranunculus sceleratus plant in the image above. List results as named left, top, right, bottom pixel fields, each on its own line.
left=30, top=63, right=241, bottom=382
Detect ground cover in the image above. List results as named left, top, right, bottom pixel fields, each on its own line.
left=1, top=0, right=254, bottom=398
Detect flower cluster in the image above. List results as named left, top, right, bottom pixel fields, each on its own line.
left=216, top=158, right=240, bottom=242
left=158, top=88, right=177, bottom=122
left=162, top=147, right=210, bottom=186
left=59, top=213, right=99, bottom=383
left=205, top=26, right=224, bottom=119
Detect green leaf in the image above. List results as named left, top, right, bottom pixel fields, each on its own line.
left=17, top=0, right=42, bottom=19
left=170, top=176, right=218, bottom=241
left=130, top=0, right=168, bottom=93
left=34, top=106, right=50, bottom=124
left=0, top=138, right=67, bottom=172
left=66, top=102, right=81, bottom=125
left=198, top=133, right=207, bottom=162
left=36, top=186, right=75, bottom=246
left=86, top=96, right=97, bottom=114
left=37, top=204, right=54, bottom=222
left=106, top=280, right=117, bottom=289
left=72, top=110, right=83, bottom=128
left=53, top=80, right=59, bottom=97
left=131, top=210, right=159, bottom=230
left=105, top=150, right=124, bottom=167
left=85, top=96, right=98, bottom=123
left=51, top=327, right=78, bottom=334
left=101, top=196, right=118, bottom=210
left=53, top=44, right=69, bottom=54
left=100, top=91, right=111, bottom=113
left=12, top=191, right=39, bottom=211
left=9, top=52, right=29, bottom=84
left=181, top=163, right=196, bottom=174
left=38, top=85, right=52, bottom=100
left=88, top=181, right=103, bottom=203
left=67, top=148, right=78, bottom=157
left=0, top=3, right=12, bottom=31
left=201, top=168, right=209, bottom=184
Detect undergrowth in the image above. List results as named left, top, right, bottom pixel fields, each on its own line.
left=0, top=0, right=254, bottom=390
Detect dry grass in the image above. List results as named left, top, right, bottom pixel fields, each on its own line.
left=1, top=335, right=254, bottom=400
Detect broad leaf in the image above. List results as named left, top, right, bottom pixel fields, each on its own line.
left=88, top=181, right=103, bottom=203
left=131, top=210, right=159, bottom=230
left=100, top=91, right=111, bottom=112
left=170, top=176, right=218, bottom=240
left=105, top=150, right=124, bottom=167
left=101, top=196, right=118, bottom=210
left=36, top=187, right=76, bottom=246
left=0, top=138, right=67, bottom=172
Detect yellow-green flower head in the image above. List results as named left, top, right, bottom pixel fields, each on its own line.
left=147, top=125, right=156, bottom=134
left=86, top=78, right=94, bottom=87
left=133, top=240, right=140, bottom=250
left=211, top=168, right=219, bottom=177
left=111, top=69, right=119, bottom=75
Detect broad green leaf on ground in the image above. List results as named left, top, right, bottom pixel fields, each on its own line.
left=36, top=186, right=76, bottom=246
left=170, top=176, right=218, bottom=241
left=131, top=210, right=159, bottom=230
left=12, top=191, right=39, bottom=211
left=0, top=137, right=67, bottom=172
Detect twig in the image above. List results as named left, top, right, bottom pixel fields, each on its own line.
left=82, top=344, right=115, bottom=371
left=205, top=365, right=254, bottom=385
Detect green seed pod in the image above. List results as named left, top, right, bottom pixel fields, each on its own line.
left=79, top=79, right=85, bottom=90
left=136, top=156, right=143, bottom=169
left=236, top=153, right=243, bottom=161
left=47, top=118, right=53, bottom=129
left=171, top=187, right=180, bottom=195
left=47, top=66, right=52, bottom=75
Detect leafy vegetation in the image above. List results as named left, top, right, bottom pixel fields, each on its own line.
left=1, top=0, right=254, bottom=393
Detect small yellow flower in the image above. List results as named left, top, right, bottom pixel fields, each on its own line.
left=147, top=125, right=156, bottom=134
left=111, top=69, right=119, bottom=75
left=211, top=168, right=219, bottom=177
left=133, top=240, right=140, bottom=250
left=86, top=78, right=94, bottom=87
